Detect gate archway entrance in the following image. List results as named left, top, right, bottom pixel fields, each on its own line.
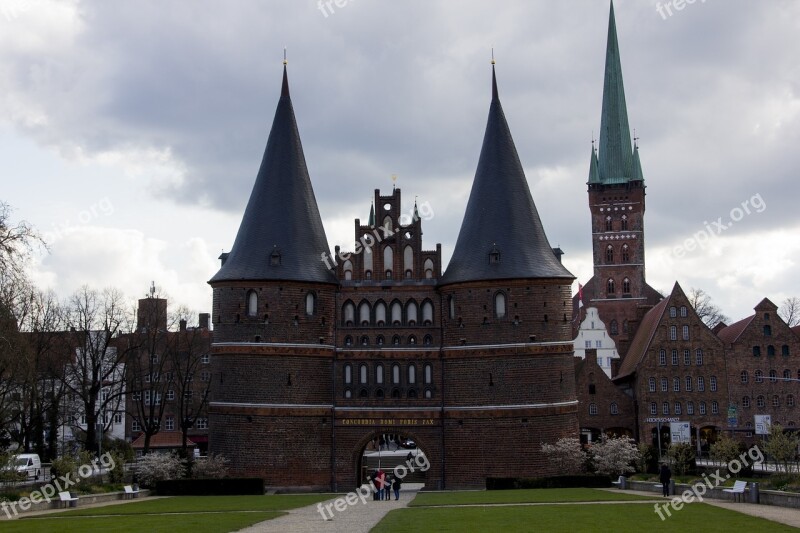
left=354, top=430, right=430, bottom=489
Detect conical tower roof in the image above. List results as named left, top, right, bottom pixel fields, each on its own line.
left=210, top=65, right=337, bottom=284
left=596, top=1, right=640, bottom=185
left=441, top=65, right=573, bottom=285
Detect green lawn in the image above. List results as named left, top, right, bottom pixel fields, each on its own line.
left=377, top=502, right=797, bottom=532
left=2, top=494, right=337, bottom=533
left=410, top=488, right=654, bottom=506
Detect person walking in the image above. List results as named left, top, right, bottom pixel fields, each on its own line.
left=370, top=470, right=380, bottom=501
left=376, top=469, right=386, bottom=501
left=659, top=463, right=672, bottom=497
left=393, top=474, right=402, bottom=500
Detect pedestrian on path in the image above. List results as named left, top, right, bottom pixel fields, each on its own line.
left=659, top=463, right=671, bottom=497
left=393, top=475, right=402, bottom=500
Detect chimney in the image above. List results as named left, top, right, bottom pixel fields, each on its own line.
left=179, top=319, right=187, bottom=332
left=585, top=348, right=598, bottom=365
left=199, top=313, right=210, bottom=330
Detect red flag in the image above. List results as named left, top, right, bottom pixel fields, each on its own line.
left=578, top=283, right=584, bottom=308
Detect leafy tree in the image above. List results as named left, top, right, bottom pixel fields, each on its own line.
left=764, top=424, right=799, bottom=473
left=666, top=443, right=696, bottom=476
left=688, top=287, right=729, bottom=329
left=590, top=436, right=641, bottom=477
left=540, top=437, right=587, bottom=475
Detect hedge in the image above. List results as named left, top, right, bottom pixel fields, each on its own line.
left=156, top=478, right=264, bottom=495
left=486, top=475, right=612, bottom=490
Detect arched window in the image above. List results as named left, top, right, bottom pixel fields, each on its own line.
left=448, top=296, right=455, bottom=320
left=755, top=370, right=763, bottom=383
left=375, top=301, right=387, bottom=325
left=408, top=364, right=416, bottom=384
left=360, top=336, right=369, bottom=346
left=408, top=389, right=417, bottom=399
left=621, top=215, right=628, bottom=231
left=670, top=326, right=677, bottom=341
left=607, top=278, right=615, bottom=294
left=344, top=364, right=352, bottom=384
left=365, top=270, right=372, bottom=280
left=605, top=216, right=612, bottom=232
left=764, top=325, right=772, bottom=336
left=699, top=402, right=707, bottom=415
left=610, top=320, right=618, bottom=335
left=343, top=301, right=355, bottom=326
left=406, top=300, right=418, bottom=325
left=680, top=306, right=688, bottom=317
left=742, top=396, right=750, bottom=408
left=364, top=245, right=373, bottom=274
left=663, top=402, right=670, bottom=415
left=606, top=245, right=614, bottom=263
left=422, top=300, right=434, bottom=325
left=756, top=395, right=765, bottom=408
left=784, top=369, right=791, bottom=380
left=768, top=345, right=776, bottom=356
left=769, top=370, right=777, bottom=383
left=682, top=325, right=690, bottom=340
left=788, top=395, right=795, bottom=407
left=686, top=376, right=693, bottom=391
left=408, top=335, right=417, bottom=345
left=343, top=260, right=353, bottom=280
left=673, top=377, right=680, bottom=392
left=661, top=377, right=668, bottom=392
left=669, top=306, right=677, bottom=318
left=391, top=300, right=402, bottom=325
left=376, top=335, right=384, bottom=346
left=305, top=292, right=315, bottom=316
left=247, top=290, right=258, bottom=317
left=391, top=388, right=400, bottom=399
left=359, top=301, right=371, bottom=326
left=424, top=258, right=434, bottom=279
left=375, top=364, right=384, bottom=385
left=783, top=345, right=790, bottom=356
left=753, top=346, right=761, bottom=356
left=610, top=402, right=619, bottom=415
left=359, top=364, right=368, bottom=384
left=622, top=244, right=630, bottom=262
left=392, top=364, right=400, bottom=384
left=648, top=377, right=656, bottom=392
left=710, top=376, right=718, bottom=391
left=424, top=364, right=432, bottom=384
left=741, top=370, right=748, bottom=383
left=623, top=320, right=629, bottom=334
left=696, top=349, right=704, bottom=366
left=383, top=246, right=393, bottom=278
left=375, top=388, right=384, bottom=399
left=383, top=215, right=392, bottom=233
left=494, top=292, right=506, bottom=319
left=589, top=403, right=598, bottom=415
left=423, top=334, right=433, bottom=345
left=622, top=278, right=631, bottom=294
left=403, top=245, right=414, bottom=277
left=424, top=388, right=433, bottom=399
left=344, top=335, right=353, bottom=347
left=697, top=376, right=705, bottom=391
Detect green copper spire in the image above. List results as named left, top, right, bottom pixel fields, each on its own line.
left=597, top=0, right=636, bottom=184
left=633, top=143, right=644, bottom=182
left=588, top=143, right=600, bottom=184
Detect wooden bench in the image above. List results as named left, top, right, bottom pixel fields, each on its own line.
left=59, top=491, right=78, bottom=508
left=723, top=480, right=748, bottom=502
left=124, top=485, right=140, bottom=499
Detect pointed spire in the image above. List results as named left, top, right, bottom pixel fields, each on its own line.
left=368, top=201, right=375, bottom=226
left=588, top=142, right=600, bottom=184
left=441, top=65, right=573, bottom=285
left=413, top=197, right=419, bottom=220
left=491, top=49, right=498, bottom=101
left=597, top=0, right=635, bottom=184
left=633, top=143, right=644, bottom=182
left=211, top=61, right=336, bottom=284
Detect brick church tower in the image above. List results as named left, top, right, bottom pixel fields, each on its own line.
left=575, top=2, right=662, bottom=358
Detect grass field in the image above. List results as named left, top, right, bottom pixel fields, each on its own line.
left=410, top=488, right=653, bottom=506
left=1, top=494, right=336, bottom=533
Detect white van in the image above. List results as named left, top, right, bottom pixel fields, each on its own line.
left=14, top=453, right=42, bottom=479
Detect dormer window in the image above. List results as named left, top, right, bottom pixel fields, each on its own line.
left=488, top=246, right=501, bottom=264
left=270, top=249, right=281, bottom=266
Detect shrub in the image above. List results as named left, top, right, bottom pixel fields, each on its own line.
left=136, top=453, right=186, bottom=488
left=50, top=455, right=78, bottom=480
left=590, top=436, right=641, bottom=477
left=107, top=451, right=127, bottom=483
left=486, top=475, right=611, bottom=490
left=156, top=478, right=263, bottom=496
left=540, top=438, right=587, bottom=475
left=666, top=443, right=696, bottom=476
left=191, top=454, right=229, bottom=479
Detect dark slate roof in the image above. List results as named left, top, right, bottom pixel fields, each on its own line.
left=440, top=66, right=573, bottom=285
left=595, top=0, right=640, bottom=185
left=210, top=66, right=337, bottom=285
left=615, top=294, right=670, bottom=380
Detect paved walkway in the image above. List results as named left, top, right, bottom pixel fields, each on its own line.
left=238, top=483, right=424, bottom=533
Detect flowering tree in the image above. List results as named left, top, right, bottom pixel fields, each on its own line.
left=540, top=437, right=587, bottom=474
left=135, top=453, right=185, bottom=487
left=590, top=436, right=640, bottom=477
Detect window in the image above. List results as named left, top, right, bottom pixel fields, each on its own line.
left=669, top=306, right=677, bottom=318
left=166, top=389, right=175, bottom=401
left=670, top=326, right=677, bottom=341
left=753, top=346, right=761, bottom=357
left=383, top=246, right=393, bottom=277
left=595, top=340, right=602, bottom=348
left=768, top=345, right=776, bottom=357
left=661, top=378, right=668, bottom=392
left=684, top=349, right=691, bottom=366
left=783, top=345, right=790, bottom=356
left=422, top=300, right=434, bottom=325
left=675, top=402, right=682, bottom=415
left=344, top=388, right=352, bottom=399
left=448, top=296, right=455, bottom=320
left=424, top=389, right=433, bottom=399
left=741, top=370, right=748, bottom=384
left=494, top=292, right=506, bottom=319
left=610, top=320, right=618, bottom=335
left=343, top=301, right=355, bottom=326
left=202, top=353, right=210, bottom=364
left=659, top=350, right=666, bottom=366
left=755, top=370, right=763, bottom=383
left=699, top=402, right=707, bottom=415
left=648, top=377, right=656, bottom=392
left=686, top=376, right=693, bottom=391
left=606, top=245, right=614, bottom=263
left=305, top=292, right=316, bottom=315
left=403, top=245, right=414, bottom=277
left=585, top=340, right=592, bottom=349
left=607, top=278, right=615, bottom=294
left=610, top=402, right=619, bottom=415
left=424, top=364, right=433, bottom=384
left=788, top=395, right=795, bottom=407
left=201, top=371, right=211, bottom=382
left=344, top=335, right=353, bottom=347
left=687, top=401, right=694, bottom=415
left=589, top=403, right=598, bottom=415
left=672, top=350, right=678, bottom=366
left=132, top=418, right=140, bottom=432
left=680, top=306, right=688, bottom=318
left=392, top=364, right=400, bottom=384
left=785, top=369, right=791, bottom=380
left=682, top=325, right=690, bottom=341
left=622, top=278, right=631, bottom=294
left=650, top=402, right=657, bottom=415
left=392, top=335, right=401, bottom=346
left=165, top=417, right=174, bottom=431
left=663, top=402, right=670, bottom=415
left=390, top=301, right=402, bottom=325
left=696, top=349, right=704, bottom=366
left=359, top=301, right=371, bottom=326
left=742, top=396, right=750, bottom=408
left=344, top=364, right=352, bottom=385
left=764, top=325, right=772, bottom=336
left=424, top=258, right=434, bottom=279
left=605, top=216, right=613, bottom=231
left=622, top=245, right=630, bottom=263
left=132, top=391, right=142, bottom=401
left=697, top=376, right=705, bottom=391
left=673, top=377, right=680, bottom=392
left=377, top=335, right=384, bottom=346
left=408, top=335, right=417, bottom=345
left=773, top=395, right=780, bottom=407
left=408, top=364, right=416, bottom=384
left=621, top=215, right=628, bottom=230
left=196, top=418, right=208, bottom=429
left=247, top=290, right=258, bottom=317
left=360, top=335, right=369, bottom=346
left=769, top=370, right=777, bottom=383
left=756, top=395, right=765, bottom=408
left=359, top=364, right=368, bottom=385
left=184, top=390, right=193, bottom=400
left=711, top=401, right=719, bottom=414
left=710, top=376, right=717, bottom=392
left=374, top=301, right=387, bottom=325
left=376, top=364, right=384, bottom=385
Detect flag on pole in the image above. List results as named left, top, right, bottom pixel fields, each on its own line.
left=578, top=283, right=584, bottom=308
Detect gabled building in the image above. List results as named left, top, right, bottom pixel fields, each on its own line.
left=575, top=348, right=635, bottom=444
left=718, top=298, right=800, bottom=437
left=614, top=282, right=727, bottom=453
left=573, top=1, right=662, bottom=358
left=574, top=307, right=621, bottom=378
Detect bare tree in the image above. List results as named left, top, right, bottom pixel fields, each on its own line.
left=62, top=287, right=136, bottom=454
left=779, top=297, right=800, bottom=327
left=0, top=201, right=45, bottom=282
left=688, top=287, right=729, bottom=329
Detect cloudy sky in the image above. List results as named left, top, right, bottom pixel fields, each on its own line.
left=1, top=0, right=798, bottom=324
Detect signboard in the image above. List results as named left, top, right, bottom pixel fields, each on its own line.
left=755, top=414, right=772, bottom=435
left=646, top=418, right=678, bottom=423
left=670, top=421, right=691, bottom=443
left=727, top=404, right=738, bottom=428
